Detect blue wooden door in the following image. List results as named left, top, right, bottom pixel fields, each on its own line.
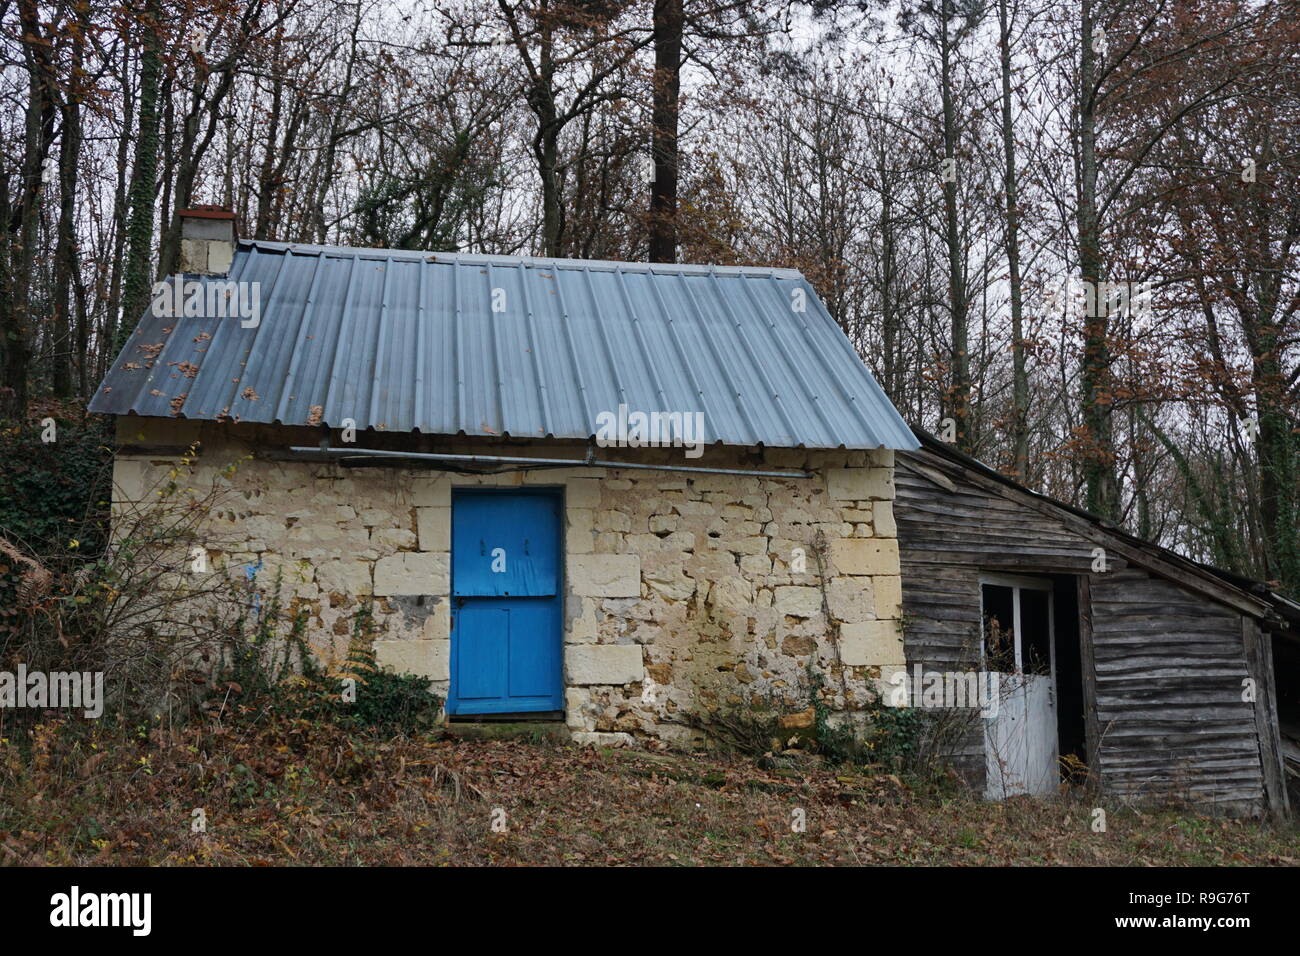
left=448, top=490, right=562, bottom=715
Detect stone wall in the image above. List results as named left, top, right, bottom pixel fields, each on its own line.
left=112, top=417, right=904, bottom=747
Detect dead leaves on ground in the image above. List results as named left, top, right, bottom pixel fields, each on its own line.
left=1, top=722, right=1297, bottom=866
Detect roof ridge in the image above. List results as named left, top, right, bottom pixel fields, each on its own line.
left=237, top=239, right=806, bottom=278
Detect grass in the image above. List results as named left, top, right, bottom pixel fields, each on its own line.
left=2, top=717, right=1297, bottom=866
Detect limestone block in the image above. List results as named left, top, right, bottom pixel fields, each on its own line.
left=315, top=559, right=373, bottom=595
left=565, top=688, right=595, bottom=730
left=596, top=509, right=631, bottom=532
left=372, top=527, right=417, bottom=551
left=774, top=585, right=822, bottom=618
left=411, top=476, right=450, bottom=507
left=374, top=552, right=448, bottom=595
left=690, top=473, right=742, bottom=493
left=830, top=537, right=900, bottom=576
left=566, top=507, right=594, bottom=554
left=711, top=575, right=756, bottom=611
left=719, top=536, right=768, bottom=556
left=873, top=500, right=897, bottom=537
left=840, top=620, right=904, bottom=667
left=869, top=448, right=895, bottom=468
left=648, top=514, right=679, bottom=534
left=644, top=561, right=695, bottom=601
left=567, top=478, right=601, bottom=509
left=873, top=575, right=903, bottom=620
left=566, top=644, right=644, bottom=685
left=375, top=639, right=449, bottom=680
left=422, top=601, right=451, bottom=640
left=594, top=532, right=623, bottom=553
left=826, top=576, right=875, bottom=623
left=877, top=664, right=910, bottom=705
left=565, top=595, right=600, bottom=643
left=286, top=523, right=368, bottom=552
left=827, top=466, right=895, bottom=501
left=416, top=506, right=450, bottom=551
left=569, top=554, right=640, bottom=597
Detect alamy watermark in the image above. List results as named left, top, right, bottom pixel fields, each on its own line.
left=50, top=886, right=151, bottom=936
left=151, top=274, right=261, bottom=328
left=886, top=665, right=1000, bottom=718
left=1042, top=277, right=1152, bottom=319
left=0, top=664, right=103, bottom=718
left=595, top=403, right=706, bottom=459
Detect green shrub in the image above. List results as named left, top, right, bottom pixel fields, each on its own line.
left=214, top=575, right=442, bottom=736
left=0, top=412, right=112, bottom=557
left=809, top=667, right=929, bottom=770
left=0, top=412, right=113, bottom=649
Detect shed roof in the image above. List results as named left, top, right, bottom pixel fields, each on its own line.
left=90, top=241, right=918, bottom=451
left=900, top=429, right=1283, bottom=622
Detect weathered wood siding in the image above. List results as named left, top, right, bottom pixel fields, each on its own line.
left=895, top=447, right=1266, bottom=813
left=1091, top=568, right=1262, bottom=809
left=895, top=455, right=1098, bottom=670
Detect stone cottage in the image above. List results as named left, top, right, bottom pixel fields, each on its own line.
left=91, top=209, right=919, bottom=747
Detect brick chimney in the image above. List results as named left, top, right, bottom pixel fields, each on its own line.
left=178, top=205, right=237, bottom=275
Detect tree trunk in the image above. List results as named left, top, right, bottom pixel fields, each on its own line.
left=532, top=12, right=563, bottom=257
left=52, top=4, right=89, bottom=399
left=119, top=0, right=162, bottom=354
left=649, top=0, right=683, bottom=263
left=940, top=0, right=971, bottom=452
left=1077, top=0, right=1119, bottom=519
left=1251, top=291, right=1299, bottom=594
left=1, top=0, right=58, bottom=418
left=998, top=0, right=1028, bottom=480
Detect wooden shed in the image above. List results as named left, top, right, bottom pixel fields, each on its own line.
left=894, top=430, right=1292, bottom=819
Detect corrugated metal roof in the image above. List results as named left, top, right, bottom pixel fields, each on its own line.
left=90, top=240, right=918, bottom=450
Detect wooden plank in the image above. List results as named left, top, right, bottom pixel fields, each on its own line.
left=896, top=456, right=955, bottom=492
left=1243, top=618, right=1290, bottom=820
left=1078, top=574, right=1102, bottom=777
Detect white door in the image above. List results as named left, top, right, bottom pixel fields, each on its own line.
left=981, top=575, right=1058, bottom=799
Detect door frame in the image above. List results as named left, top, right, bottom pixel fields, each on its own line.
left=448, top=486, right=564, bottom=717
left=978, top=572, right=1056, bottom=678
left=979, top=572, right=1059, bottom=797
